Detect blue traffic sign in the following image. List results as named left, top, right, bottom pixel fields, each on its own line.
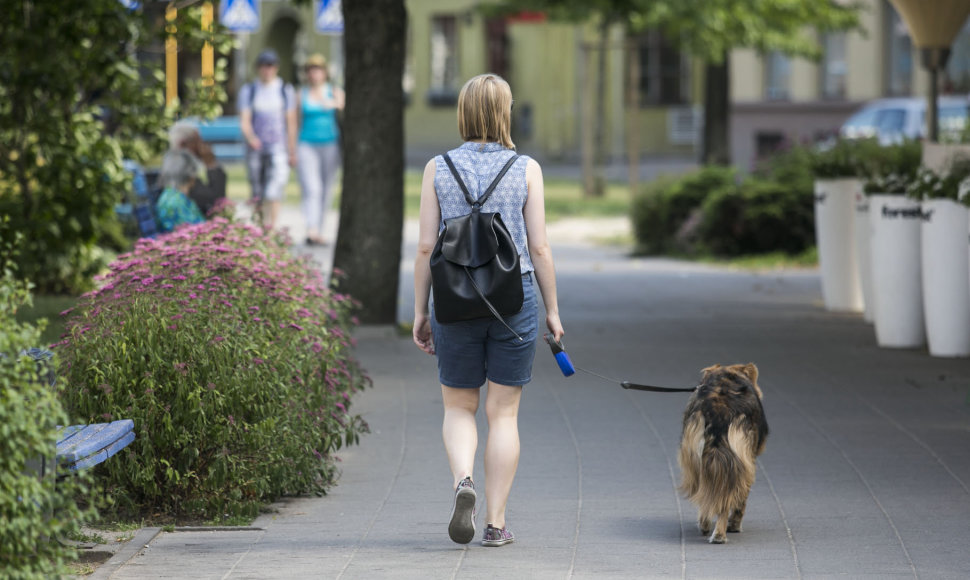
left=221, top=0, right=260, bottom=33
left=316, top=0, right=343, bottom=35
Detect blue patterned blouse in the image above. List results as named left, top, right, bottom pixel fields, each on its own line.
left=155, top=187, right=206, bottom=233
left=434, top=142, right=533, bottom=273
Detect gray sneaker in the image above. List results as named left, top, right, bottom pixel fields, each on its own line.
left=448, top=477, right=476, bottom=544
left=482, top=524, right=514, bottom=547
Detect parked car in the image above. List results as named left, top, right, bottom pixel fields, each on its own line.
left=839, top=97, right=969, bottom=143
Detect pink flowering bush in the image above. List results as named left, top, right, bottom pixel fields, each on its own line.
left=56, top=218, right=369, bottom=519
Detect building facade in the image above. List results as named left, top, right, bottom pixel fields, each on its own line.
left=225, top=0, right=703, bottom=166
left=222, top=0, right=970, bottom=171
left=729, top=0, right=970, bottom=171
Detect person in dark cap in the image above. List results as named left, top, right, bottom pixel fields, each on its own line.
left=239, top=49, right=297, bottom=231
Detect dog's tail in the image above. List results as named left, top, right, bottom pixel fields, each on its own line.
left=680, top=416, right=758, bottom=515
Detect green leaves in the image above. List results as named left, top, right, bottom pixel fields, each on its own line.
left=491, top=0, right=863, bottom=61
left=907, top=156, right=970, bottom=204
left=57, top=219, right=370, bottom=520
left=0, top=236, right=96, bottom=578
left=810, top=138, right=884, bottom=179
left=0, top=0, right=232, bottom=294
left=633, top=156, right=817, bottom=257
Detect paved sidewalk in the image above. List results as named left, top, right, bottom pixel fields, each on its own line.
left=101, top=210, right=970, bottom=579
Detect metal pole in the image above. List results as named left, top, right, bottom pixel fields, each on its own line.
left=166, top=4, right=178, bottom=106
left=922, top=47, right=951, bottom=143
left=202, top=2, right=214, bottom=87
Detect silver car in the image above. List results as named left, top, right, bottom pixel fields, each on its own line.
left=839, top=97, right=968, bottom=143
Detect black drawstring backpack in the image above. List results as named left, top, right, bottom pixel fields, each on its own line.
left=430, top=153, right=524, bottom=340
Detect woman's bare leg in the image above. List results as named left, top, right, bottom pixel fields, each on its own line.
left=441, top=385, right=481, bottom=487
left=483, top=381, right=523, bottom=529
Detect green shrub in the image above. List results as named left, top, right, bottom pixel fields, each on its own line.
left=809, top=138, right=882, bottom=178
left=56, top=218, right=370, bottom=520
left=860, top=140, right=923, bottom=195
left=0, top=235, right=94, bottom=578
left=633, top=156, right=816, bottom=258
left=753, top=144, right=815, bottom=197
left=632, top=166, right=737, bottom=254
left=699, top=178, right=815, bottom=256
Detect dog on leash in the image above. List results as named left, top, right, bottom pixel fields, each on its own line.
left=678, top=363, right=768, bottom=544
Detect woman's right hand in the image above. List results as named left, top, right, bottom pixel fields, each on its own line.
left=546, top=312, right=564, bottom=344
left=247, top=136, right=262, bottom=151
left=413, top=313, right=435, bottom=355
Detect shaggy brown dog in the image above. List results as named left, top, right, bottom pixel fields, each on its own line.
left=678, top=363, right=768, bottom=544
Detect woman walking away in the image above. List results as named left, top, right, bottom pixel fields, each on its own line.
left=297, top=54, right=344, bottom=246
left=412, top=73, right=565, bottom=547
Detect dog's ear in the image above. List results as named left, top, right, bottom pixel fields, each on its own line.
left=701, top=364, right=722, bottom=379
left=738, top=363, right=759, bottom=384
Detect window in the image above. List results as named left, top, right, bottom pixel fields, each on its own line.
left=875, top=108, right=906, bottom=137
left=764, top=51, right=790, bottom=100
left=885, top=2, right=913, bottom=95
left=944, top=20, right=970, bottom=93
left=636, top=30, right=688, bottom=106
left=821, top=33, right=847, bottom=99
left=429, top=15, right=458, bottom=106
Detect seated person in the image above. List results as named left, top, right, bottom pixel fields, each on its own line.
left=155, top=150, right=206, bottom=232
left=167, top=121, right=227, bottom=216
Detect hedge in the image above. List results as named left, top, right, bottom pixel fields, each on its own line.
left=56, top=218, right=370, bottom=520
left=1, top=233, right=93, bottom=578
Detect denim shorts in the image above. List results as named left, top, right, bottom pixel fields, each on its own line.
left=431, top=274, right=538, bottom=389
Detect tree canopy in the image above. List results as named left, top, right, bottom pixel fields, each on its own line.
left=493, top=0, right=863, bottom=59
left=645, top=0, right=863, bottom=62
left=0, top=0, right=230, bottom=294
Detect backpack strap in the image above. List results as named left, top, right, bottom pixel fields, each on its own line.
left=248, top=81, right=290, bottom=113
left=440, top=152, right=524, bottom=342
left=442, top=153, right=519, bottom=209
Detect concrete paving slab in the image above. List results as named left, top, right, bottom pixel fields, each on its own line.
left=103, top=212, right=970, bottom=579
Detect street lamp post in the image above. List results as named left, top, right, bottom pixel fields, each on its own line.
left=889, top=0, right=970, bottom=142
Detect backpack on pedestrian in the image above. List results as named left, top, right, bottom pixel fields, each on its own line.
left=430, top=153, right=524, bottom=339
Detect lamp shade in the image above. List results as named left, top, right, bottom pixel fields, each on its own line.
left=889, top=0, right=970, bottom=48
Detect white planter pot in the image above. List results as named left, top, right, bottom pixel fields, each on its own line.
left=869, top=194, right=925, bottom=348
left=854, top=191, right=874, bottom=322
left=920, top=199, right=970, bottom=357
left=814, top=178, right=864, bottom=312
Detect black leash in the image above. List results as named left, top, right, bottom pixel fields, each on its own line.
left=545, top=336, right=697, bottom=393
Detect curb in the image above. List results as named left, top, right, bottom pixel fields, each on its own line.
left=86, top=527, right=162, bottom=580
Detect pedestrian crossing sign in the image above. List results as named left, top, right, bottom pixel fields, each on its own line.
left=221, top=0, right=260, bottom=33
left=316, top=0, right=343, bottom=35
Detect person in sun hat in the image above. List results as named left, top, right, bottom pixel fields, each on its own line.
left=296, top=53, right=345, bottom=246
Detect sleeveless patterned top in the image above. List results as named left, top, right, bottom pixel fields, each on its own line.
left=434, top=141, right=534, bottom=273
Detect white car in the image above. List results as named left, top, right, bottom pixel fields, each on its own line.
left=839, top=97, right=968, bottom=143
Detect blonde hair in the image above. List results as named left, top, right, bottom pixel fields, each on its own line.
left=457, top=74, right=515, bottom=150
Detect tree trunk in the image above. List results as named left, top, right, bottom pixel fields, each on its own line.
left=590, top=16, right=610, bottom=197
left=626, top=40, right=639, bottom=197
left=333, top=0, right=406, bottom=324
left=702, top=53, right=731, bottom=166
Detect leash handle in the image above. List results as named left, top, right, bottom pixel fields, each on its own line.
left=544, top=335, right=575, bottom=377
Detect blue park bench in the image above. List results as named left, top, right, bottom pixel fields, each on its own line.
left=196, top=115, right=245, bottom=162
left=56, top=420, right=135, bottom=474
left=24, top=349, right=135, bottom=477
